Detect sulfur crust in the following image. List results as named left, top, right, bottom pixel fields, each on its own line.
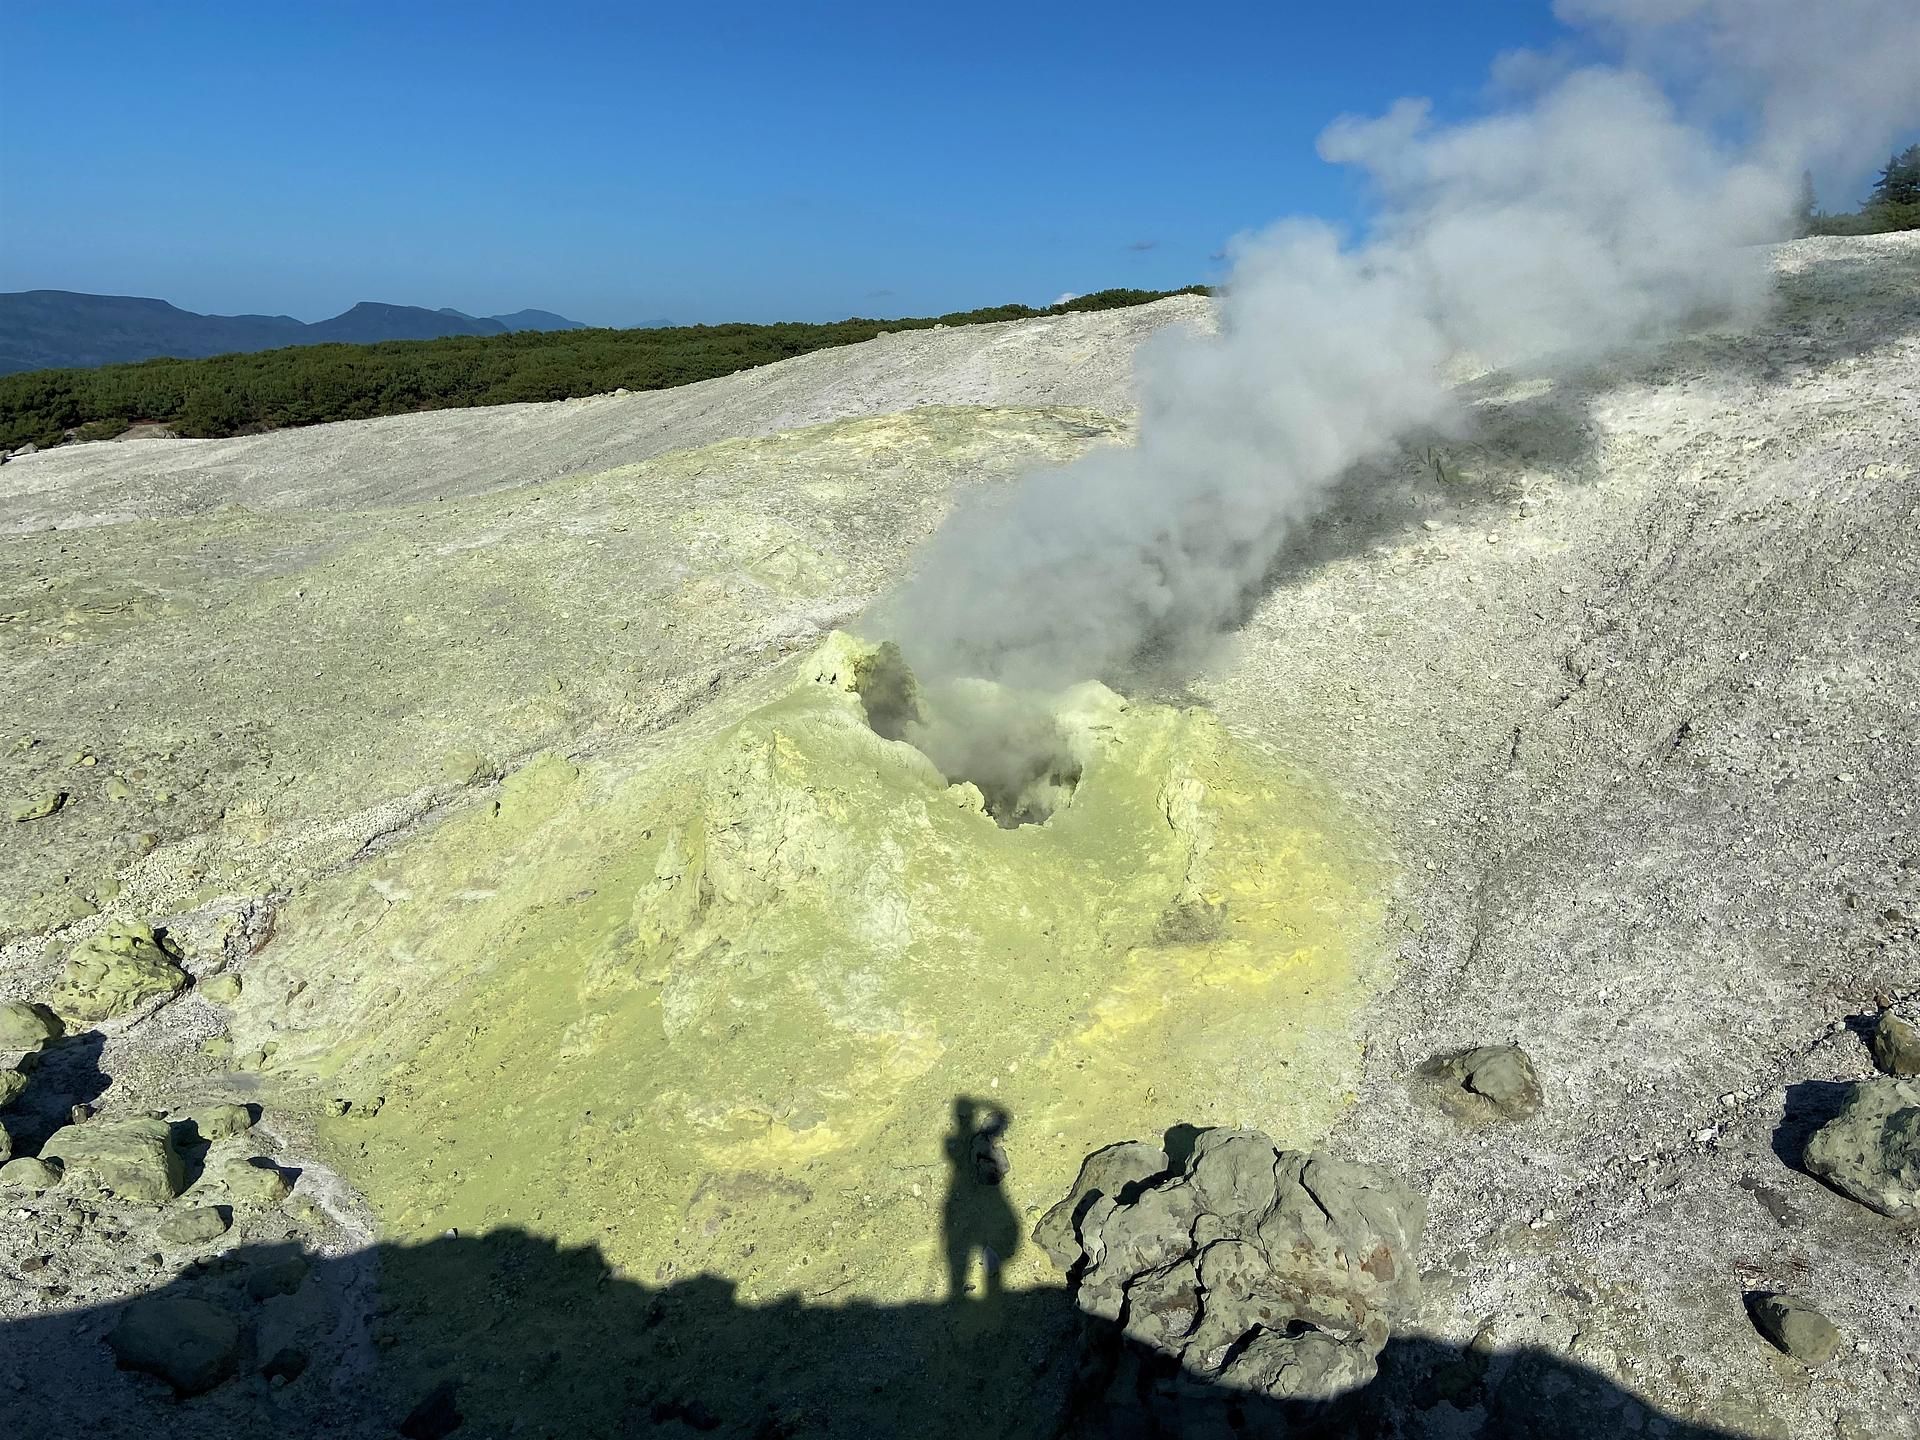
left=231, top=632, right=1387, bottom=1305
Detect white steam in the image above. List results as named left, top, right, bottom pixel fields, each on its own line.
left=867, top=0, right=1920, bottom=691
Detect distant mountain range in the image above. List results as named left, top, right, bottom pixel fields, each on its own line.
left=0, top=291, right=589, bottom=375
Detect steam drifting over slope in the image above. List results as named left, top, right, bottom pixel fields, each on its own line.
left=869, top=0, right=1920, bottom=690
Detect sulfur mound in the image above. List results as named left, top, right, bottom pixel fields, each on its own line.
left=234, top=633, right=1386, bottom=1308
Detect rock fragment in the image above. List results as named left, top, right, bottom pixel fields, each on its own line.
left=197, top=972, right=243, bottom=1005
left=39, top=1117, right=186, bottom=1203
left=0, top=999, right=60, bottom=1049
left=260, top=1346, right=308, bottom=1384
left=191, top=1148, right=293, bottom=1207
left=155, top=1204, right=230, bottom=1247
left=1749, top=1293, right=1842, bottom=1367
left=0, top=1065, right=26, bottom=1109
left=1418, top=1043, right=1543, bottom=1121
left=45, top=922, right=188, bottom=1025
left=400, top=1379, right=464, bottom=1440
left=177, top=1102, right=255, bottom=1142
left=1870, top=1009, right=1920, bottom=1077
left=106, top=1296, right=242, bottom=1395
left=245, top=1251, right=311, bottom=1299
left=0, top=1156, right=61, bottom=1191
left=10, top=790, right=66, bottom=822
left=1802, top=1078, right=1920, bottom=1219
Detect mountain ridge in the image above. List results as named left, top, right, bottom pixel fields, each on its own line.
left=0, top=289, right=588, bottom=374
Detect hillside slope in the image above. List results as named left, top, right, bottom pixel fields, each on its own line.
left=0, top=234, right=1914, bottom=1439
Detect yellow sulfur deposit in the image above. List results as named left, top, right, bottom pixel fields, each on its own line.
left=237, top=633, right=1387, bottom=1305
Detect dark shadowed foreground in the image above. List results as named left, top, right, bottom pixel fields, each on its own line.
left=3, top=1225, right=1753, bottom=1440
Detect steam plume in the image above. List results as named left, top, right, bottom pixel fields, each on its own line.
left=867, top=0, right=1920, bottom=691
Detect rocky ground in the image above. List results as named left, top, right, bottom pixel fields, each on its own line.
left=1, top=235, right=1916, bottom=1438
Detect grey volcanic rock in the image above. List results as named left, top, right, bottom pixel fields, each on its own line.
left=105, top=1295, right=242, bottom=1395
left=1802, top=1078, right=1920, bottom=1219
left=1870, top=1010, right=1920, bottom=1077
left=1033, top=1139, right=1168, bottom=1272
left=1748, top=1294, right=1841, bottom=1367
left=188, top=1147, right=292, bottom=1208
left=177, top=1101, right=254, bottom=1142
left=1061, top=1128, right=1424, bottom=1428
left=1417, top=1043, right=1543, bottom=1122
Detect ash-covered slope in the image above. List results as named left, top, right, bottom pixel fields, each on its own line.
left=0, top=234, right=1915, bottom=1439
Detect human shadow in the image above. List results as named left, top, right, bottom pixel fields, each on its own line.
left=0, top=1224, right=1767, bottom=1439
left=1, top=1095, right=1777, bottom=1439
left=941, top=1095, right=1018, bottom=1301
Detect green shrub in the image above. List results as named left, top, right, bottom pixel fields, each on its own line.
left=0, top=285, right=1213, bottom=453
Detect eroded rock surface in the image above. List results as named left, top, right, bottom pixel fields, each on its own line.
left=1061, top=1128, right=1425, bottom=1429
left=45, top=922, right=186, bottom=1026
left=1417, top=1043, right=1543, bottom=1123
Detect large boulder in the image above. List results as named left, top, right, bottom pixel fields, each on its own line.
left=106, top=1296, right=242, bottom=1395
left=1802, top=1077, right=1920, bottom=1219
left=39, top=1117, right=186, bottom=1203
left=45, top=922, right=187, bottom=1026
left=0, top=1063, right=26, bottom=1109
left=1055, top=1127, right=1425, bottom=1433
left=0, top=999, right=60, bottom=1050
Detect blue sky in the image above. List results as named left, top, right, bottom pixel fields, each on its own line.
left=0, top=2, right=1890, bottom=326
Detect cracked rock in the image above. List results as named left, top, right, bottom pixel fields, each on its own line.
left=1058, top=1127, right=1424, bottom=1432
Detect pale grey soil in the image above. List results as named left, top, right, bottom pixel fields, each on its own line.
left=1, top=235, right=1916, bottom=1438
left=0, top=298, right=1201, bottom=530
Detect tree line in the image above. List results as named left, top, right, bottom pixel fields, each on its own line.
left=1804, top=144, right=1920, bottom=237
left=0, top=286, right=1208, bottom=454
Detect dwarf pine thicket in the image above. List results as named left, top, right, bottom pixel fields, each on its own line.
left=0, top=286, right=1208, bottom=453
